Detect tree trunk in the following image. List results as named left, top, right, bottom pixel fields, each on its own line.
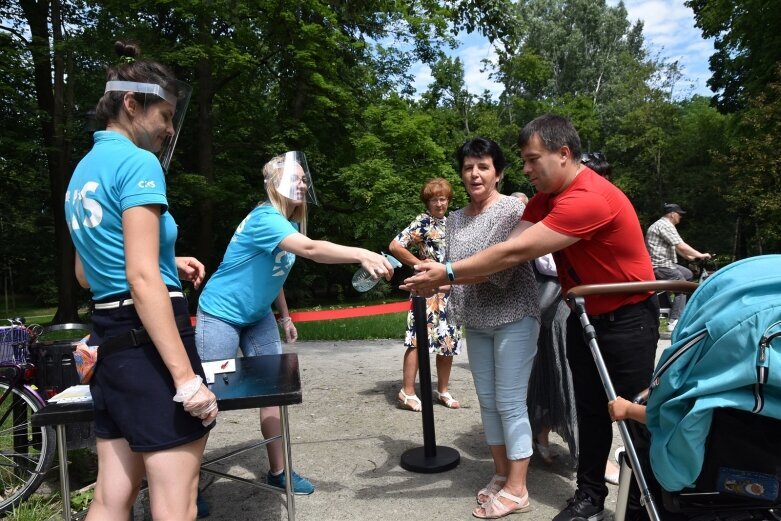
left=194, top=14, right=216, bottom=311
left=20, top=0, right=79, bottom=323
left=656, top=149, right=663, bottom=203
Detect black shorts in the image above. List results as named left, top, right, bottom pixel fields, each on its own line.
left=90, top=291, right=214, bottom=452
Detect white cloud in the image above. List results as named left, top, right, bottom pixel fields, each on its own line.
left=408, top=0, right=715, bottom=99
left=457, top=41, right=503, bottom=96
left=409, top=62, right=434, bottom=95
left=410, top=33, right=504, bottom=98
left=614, top=0, right=715, bottom=96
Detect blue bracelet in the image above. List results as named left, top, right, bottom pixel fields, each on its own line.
left=445, top=262, right=455, bottom=281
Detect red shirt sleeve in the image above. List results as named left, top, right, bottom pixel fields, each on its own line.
left=541, top=189, right=614, bottom=240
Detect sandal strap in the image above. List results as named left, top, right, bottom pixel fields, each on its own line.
left=476, top=490, right=529, bottom=518
left=477, top=474, right=507, bottom=500
left=436, top=390, right=459, bottom=407
left=399, top=390, right=420, bottom=403
left=488, top=474, right=507, bottom=488
left=398, top=390, right=422, bottom=410
left=496, top=489, right=525, bottom=505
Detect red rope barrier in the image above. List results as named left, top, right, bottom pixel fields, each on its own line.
left=190, top=300, right=411, bottom=327
left=288, top=300, right=411, bottom=322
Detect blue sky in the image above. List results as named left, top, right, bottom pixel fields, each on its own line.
left=410, top=0, right=715, bottom=99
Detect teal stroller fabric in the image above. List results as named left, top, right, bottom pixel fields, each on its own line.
left=646, top=255, right=781, bottom=492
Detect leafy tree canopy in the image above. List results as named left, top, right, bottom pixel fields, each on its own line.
left=686, top=0, right=781, bottom=112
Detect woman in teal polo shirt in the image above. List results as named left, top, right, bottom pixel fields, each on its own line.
left=65, top=41, right=217, bottom=520
left=196, top=152, right=393, bottom=497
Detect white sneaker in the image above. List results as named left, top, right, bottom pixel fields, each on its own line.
left=666, top=319, right=678, bottom=332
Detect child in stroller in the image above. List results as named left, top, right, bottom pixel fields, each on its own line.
left=596, top=255, right=781, bottom=521
left=609, top=397, right=781, bottom=520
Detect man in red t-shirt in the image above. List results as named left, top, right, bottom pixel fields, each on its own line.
left=403, top=114, right=658, bottom=521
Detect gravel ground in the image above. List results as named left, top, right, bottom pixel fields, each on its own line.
left=128, top=336, right=670, bottom=521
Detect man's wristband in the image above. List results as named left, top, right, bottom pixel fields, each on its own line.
left=277, top=317, right=292, bottom=326
left=445, top=262, right=455, bottom=282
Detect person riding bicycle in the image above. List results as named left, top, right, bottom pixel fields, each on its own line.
left=645, top=203, right=711, bottom=331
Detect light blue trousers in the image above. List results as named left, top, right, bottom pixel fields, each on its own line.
left=466, top=317, right=539, bottom=460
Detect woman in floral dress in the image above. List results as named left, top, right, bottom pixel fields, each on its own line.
left=389, top=178, right=463, bottom=411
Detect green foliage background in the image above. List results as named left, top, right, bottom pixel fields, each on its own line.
left=1, top=0, right=778, bottom=315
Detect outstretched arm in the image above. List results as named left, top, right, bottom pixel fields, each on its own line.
left=675, top=242, right=711, bottom=262
left=279, top=232, right=394, bottom=279
left=402, top=221, right=578, bottom=291
left=608, top=397, right=647, bottom=424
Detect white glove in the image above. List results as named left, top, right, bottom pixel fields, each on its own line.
left=173, top=376, right=218, bottom=426
left=277, top=317, right=298, bottom=343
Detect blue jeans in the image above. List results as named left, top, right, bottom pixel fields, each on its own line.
left=466, top=317, right=539, bottom=460
left=195, top=308, right=282, bottom=361
left=654, top=265, right=692, bottom=320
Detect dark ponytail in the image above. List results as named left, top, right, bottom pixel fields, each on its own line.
left=94, top=41, right=178, bottom=128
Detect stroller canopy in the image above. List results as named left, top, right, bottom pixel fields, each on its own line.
left=646, top=254, right=781, bottom=492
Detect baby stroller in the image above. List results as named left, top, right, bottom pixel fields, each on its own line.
left=567, top=255, right=781, bottom=521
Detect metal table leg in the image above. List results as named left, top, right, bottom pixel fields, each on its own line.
left=279, top=405, right=295, bottom=521
left=56, top=425, right=71, bottom=521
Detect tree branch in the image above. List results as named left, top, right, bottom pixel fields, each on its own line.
left=0, top=24, right=31, bottom=45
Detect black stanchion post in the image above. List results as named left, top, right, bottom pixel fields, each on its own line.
left=400, top=296, right=460, bottom=473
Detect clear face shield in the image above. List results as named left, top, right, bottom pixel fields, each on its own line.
left=264, top=151, right=318, bottom=205
left=104, top=79, right=192, bottom=172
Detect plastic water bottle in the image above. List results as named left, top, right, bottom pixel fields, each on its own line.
left=352, top=252, right=402, bottom=292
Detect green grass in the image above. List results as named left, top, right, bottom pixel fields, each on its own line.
left=294, top=312, right=407, bottom=341
left=4, top=494, right=59, bottom=521
left=1, top=308, right=57, bottom=327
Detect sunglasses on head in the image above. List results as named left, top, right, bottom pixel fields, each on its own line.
left=581, top=151, right=606, bottom=163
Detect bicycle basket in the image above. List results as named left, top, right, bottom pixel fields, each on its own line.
left=0, top=325, right=30, bottom=363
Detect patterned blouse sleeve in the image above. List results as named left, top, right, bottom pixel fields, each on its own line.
left=485, top=200, right=525, bottom=288
left=395, top=213, right=426, bottom=249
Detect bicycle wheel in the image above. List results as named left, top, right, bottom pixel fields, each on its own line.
left=0, top=382, right=55, bottom=512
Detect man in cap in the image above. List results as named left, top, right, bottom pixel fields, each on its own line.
left=645, top=203, right=711, bottom=331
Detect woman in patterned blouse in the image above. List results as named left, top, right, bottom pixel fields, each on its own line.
left=446, top=138, right=540, bottom=519
left=389, top=178, right=464, bottom=411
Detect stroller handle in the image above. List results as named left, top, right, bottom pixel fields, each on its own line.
left=564, top=279, right=698, bottom=521
left=567, top=280, right=698, bottom=299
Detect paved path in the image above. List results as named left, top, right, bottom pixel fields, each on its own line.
left=134, top=337, right=670, bottom=521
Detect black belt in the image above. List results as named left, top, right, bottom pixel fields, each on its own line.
left=98, top=315, right=193, bottom=360
left=588, top=295, right=658, bottom=322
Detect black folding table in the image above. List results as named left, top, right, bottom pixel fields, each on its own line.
left=32, top=353, right=303, bottom=521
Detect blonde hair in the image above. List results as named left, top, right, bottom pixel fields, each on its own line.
left=261, top=156, right=308, bottom=236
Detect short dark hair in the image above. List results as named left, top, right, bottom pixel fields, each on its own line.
left=518, top=114, right=582, bottom=161
left=456, top=137, right=507, bottom=173
left=95, top=41, right=179, bottom=128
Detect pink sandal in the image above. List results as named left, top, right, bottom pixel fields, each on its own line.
left=473, top=489, right=531, bottom=519
left=476, top=474, right=507, bottom=505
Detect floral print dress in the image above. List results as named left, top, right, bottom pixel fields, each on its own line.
left=395, top=212, right=462, bottom=356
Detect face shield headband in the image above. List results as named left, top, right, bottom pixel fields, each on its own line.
left=105, top=79, right=192, bottom=172
left=266, top=151, right=318, bottom=205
